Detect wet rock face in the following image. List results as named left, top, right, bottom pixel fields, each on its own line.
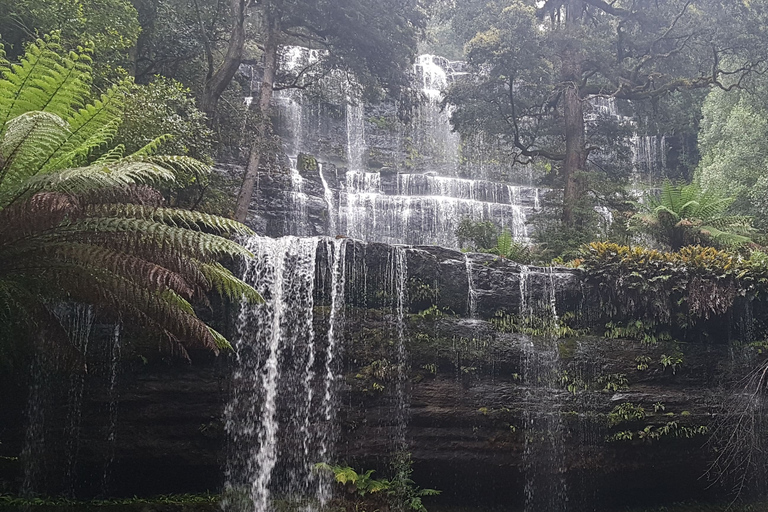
left=0, top=240, right=748, bottom=509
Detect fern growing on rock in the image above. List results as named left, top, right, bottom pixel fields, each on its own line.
left=0, top=33, right=261, bottom=359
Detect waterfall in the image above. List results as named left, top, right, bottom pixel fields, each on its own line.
left=465, top=254, right=478, bottom=319
left=521, top=267, right=567, bottom=512
left=21, top=353, right=50, bottom=498
left=289, top=158, right=308, bottom=236
left=338, top=172, right=532, bottom=247
left=389, top=246, right=409, bottom=451
left=62, top=305, right=94, bottom=494
left=318, top=163, right=337, bottom=236
left=225, top=236, right=345, bottom=511
left=346, top=101, right=366, bottom=171
left=412, top=55, right=461, bottom=172
left=317, top=237, right=347, bottom=505
left=631, top=134, right=668, bottom=189
left=102, top=323, right=121, bottom=494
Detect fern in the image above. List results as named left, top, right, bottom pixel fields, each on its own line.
left=0, top=34, right=260, bottom=359
left=633, top=182, right=754, bottom=250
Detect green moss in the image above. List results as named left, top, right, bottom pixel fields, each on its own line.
left=297, top=153, right=318, bottom=171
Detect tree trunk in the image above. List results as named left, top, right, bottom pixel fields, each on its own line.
left=200, top=0, right=247, bottom=119
left=560, top=1, right=587, bottom=227
left=234, top=21, right=279, bottom=223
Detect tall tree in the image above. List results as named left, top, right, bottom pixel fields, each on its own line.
left=697, top=85, right=768, bottom=229
left=447, top=0, right=768, bottom=226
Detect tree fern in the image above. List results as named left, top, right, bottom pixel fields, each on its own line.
left=633, top=182, right=754, bottom=250
left=0, top=35, right=261, bottom=359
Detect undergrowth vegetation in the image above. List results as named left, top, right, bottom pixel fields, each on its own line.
left=577, top=242, right=768, bottom=340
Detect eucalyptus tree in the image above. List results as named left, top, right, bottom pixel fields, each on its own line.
left=447, top=0, right=768, bottom=227
left=0, top=35, right=261, bottom=360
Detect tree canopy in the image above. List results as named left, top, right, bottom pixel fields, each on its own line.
left=446, top=0, right=768, bottom=229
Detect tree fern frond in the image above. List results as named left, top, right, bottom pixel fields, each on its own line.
left=131, top=134, right=174, bottom=157
left=47, top=243, right=197, bottom=299
left=12, top=263, right=222, bottom=353
left=63, top=217, right=253, bottom=260
left=124, top=154, right=212, bottom=181
left=0, top=42, right=9, bottom=75
left=83, top=204, right=255, bottom=236
left=0, top=192, right=81, bottom=245
left=7, top=161, right=177, bottom=203
left=78, top=184, right=164, bottom=207
left=93, top=144, right=126, bottom=164
left=39, top=80, right=128, bottom=172
left=0, top=34, right=256, bottom=357
left=200, top=262, right=263, bottom=304
left=0, top=111, right=70, bottom=191
left=208, top=327, right=233, bottom=350
left=39, top=46, right=93, bottom=118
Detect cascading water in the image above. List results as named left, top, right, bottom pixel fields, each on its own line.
left=632, top=134, right=667, bottom=188
left=225, top=236, right=346, bottom=511
left=389, top=246, right=409, bottom=451
left=412, top=55, right=461, bottom=173
left=346, top=101, right=366, bottom=171
left=520, top=267, right=568, bottom=512
left=289, top=158, right=309, bottom=236
left=316, top=237, right=347, bottom=505
left=102, top=323, right=122, bottom=494
left=465, top=254, right=478, bottom=319
left=318, top=163, right=337, bottom=236
left=61, top=304, right=94, bottom=495
left=339, top=172, right=531, bottom=247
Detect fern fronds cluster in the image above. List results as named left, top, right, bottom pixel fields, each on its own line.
left=632, top=182, right=754, bottom=250
left=0, top=33, right=260, bottom=358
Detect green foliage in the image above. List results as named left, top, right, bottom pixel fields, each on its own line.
left=387, top=452, right=441, bottom=512
left=490, top=310, right=585, bottom=338
left=488, top=229, right=532, bottom=263
left=608, top=403, right=646, bottom=427
left=0, top=0, right=140, bottom=83
left=631, top=182, right=754, bottom=250
left=636, top=355, right=653, bottom=371
left=314, top=463, right=391, bottom=497
left=315, top=455, right=439, bottom=512
left=604, top=321, right=672, bottom=345
left=0, top=35, right=260, bottom=360
left=558, top=370, right=588, bottom=394
left=660, top=352, right=684, bottom=374
left=607, top=422, right=709, bottom=443
left=355, top=359, right=398, bottom=393
left=456, top=218, right=499, bottom=252
left=579, top=242, right=768, bottom=337
left=412, top=305, right=446, bottom=322
left=597, top=373, right=629, bottom=393
left=407, top=277, right=440, bottom=311
left=112, top=76, right=230, bottom=214
left=698, top=86, right=768, bottom=230
left=456, top=220, right=533, bottom=263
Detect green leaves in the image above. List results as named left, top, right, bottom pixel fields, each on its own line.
left=0, top=34, right=259, bottom=359
left=633, top=182, right=755, bottom=250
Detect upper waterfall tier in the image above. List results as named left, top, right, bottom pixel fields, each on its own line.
left=239, top=162, right=543, bottom=249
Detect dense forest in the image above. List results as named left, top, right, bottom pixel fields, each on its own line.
left=4, top=1, right=768, bottom=511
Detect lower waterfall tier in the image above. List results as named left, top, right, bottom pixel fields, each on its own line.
left=1, top=237, right=759, bottom=511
